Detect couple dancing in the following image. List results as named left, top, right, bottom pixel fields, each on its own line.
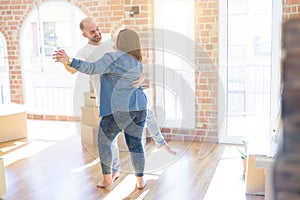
left=53, top=17, right=176, bottom=190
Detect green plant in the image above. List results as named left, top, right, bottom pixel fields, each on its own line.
left=237, top=140, right=248, bottom=160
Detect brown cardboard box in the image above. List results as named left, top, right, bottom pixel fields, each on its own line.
left=245, top=154, right=266, bottom=195
left=0, top=104, right=28, bottom=142
left=81, top=106, right=100, bottom=126
left=0, top=158, right=6, bottom=197
left=89, top=81, right=94, bottom=93
left=84, top=92, right=97, bottom=107
left=80, top=124, right=98, bottom=146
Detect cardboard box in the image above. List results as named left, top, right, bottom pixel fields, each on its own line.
left=81, top=106, right=100, bottom=126
left=89, top=81, right=94, bottom=93
left=84, top=92, right=97, bottom=107
left=0, top=103, right=28, bottom=142
left=245, top=154, right=266, bottom=194
left=0, top=158, right=6, bottom=197
left=80, top=124, right=98, bottom=146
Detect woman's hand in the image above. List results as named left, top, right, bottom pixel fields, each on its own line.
left=52, top=49, right=69, bottom=64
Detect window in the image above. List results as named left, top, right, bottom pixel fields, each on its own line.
left=154, top=0, right=195, bottom=128
left=0, top=33, right=10, bottom=104
left=219, top=0, right=282, bottom=143
left=21, top=1, right=87, bottom=115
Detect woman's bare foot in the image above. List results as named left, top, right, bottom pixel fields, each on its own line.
left=157, top=144, right=177, bottom=155
left=136, top=177, right=146, bottom=190
left=96, top=174, right=113, bottom=188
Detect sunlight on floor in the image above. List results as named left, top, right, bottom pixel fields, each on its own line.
left=2, top=141, right=56, bottom=167
left=70, top=158, right=99, bottom=173
left=145, top=141, right=189, bottom=174
left=0, top=141, right=26, bottom=153
left=0, top=120, right=79, bottom=167
left=204, top=146, right=250, bottom=200
left=103, top=174, right=158, bottom=200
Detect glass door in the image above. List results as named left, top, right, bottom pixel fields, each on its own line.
left=219, top=0, right=282, bottom=144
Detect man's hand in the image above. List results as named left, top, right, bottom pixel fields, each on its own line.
left=53, top=49, right=69, bottom=64
left=133, top=74, right=145, bottom=89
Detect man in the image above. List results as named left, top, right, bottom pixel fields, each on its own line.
left=64, top=17, right=176, bottom=188
left=66, top=17, right=121, bottom=185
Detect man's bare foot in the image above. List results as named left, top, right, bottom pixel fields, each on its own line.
left=96, top=174, right=113, bottom=188
left=112, top=172, right=120, bottom=181
left=157, top=144, right=177, bottom=155
left=136, top=177, right=146, bottom=190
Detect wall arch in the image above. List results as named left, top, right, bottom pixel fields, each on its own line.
left=20, top=1, right=87, bottom=115
left=7, top=0, right=89, bottom=104
left=2, top=0, right=127, bottom=117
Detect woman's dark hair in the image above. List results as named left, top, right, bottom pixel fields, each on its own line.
left=116, top=29, right=142, bottom=62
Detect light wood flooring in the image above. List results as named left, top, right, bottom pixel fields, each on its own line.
left=0, top=120, right=264, bottom=200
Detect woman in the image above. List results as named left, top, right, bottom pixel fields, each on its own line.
left=53, top=29, right=147, bottom=189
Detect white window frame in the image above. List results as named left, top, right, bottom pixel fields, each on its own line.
left=219, top=0, right=282, bottom=144
left=20, top=1, right=87, bottom=115
left=154, top=0, right=195, bottom=129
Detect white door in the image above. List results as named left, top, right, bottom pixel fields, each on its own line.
left=219, top=0, right=282, bottom=144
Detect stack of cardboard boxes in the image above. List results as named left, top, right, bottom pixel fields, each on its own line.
left=80, top=84, right=99, bottom=146
left=79, top=84, right=130, bottom=149
left=80, top=84, right=149, bottom=150
left=273, top=18, right=300, bottom=200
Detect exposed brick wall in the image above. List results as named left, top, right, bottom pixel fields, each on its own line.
left=4, top=0, right=299, bottom=142
left=27, top=114, right=81, bottom=122
left=122, top=1, right=155, bottom=111
left=123, top=1, right=154, bottom=80
left=0, top=1, right=30, bottom=104
left=120, top=0, right=219, bottom=143
left=0, top=0, right=125, bottom=119
left=275, top=10, right=300, bottom=199
left=192, top=0, right=219, bottom=142
left=282, top=0, right=300, bottom=21
left=0, top=0, right=219, bottom=142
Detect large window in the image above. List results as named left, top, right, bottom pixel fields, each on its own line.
left=21, top=1, right=87, bottom=115
left=154, top=0, right=195, bottom=129
left=0, top=33, right=10, bottom=104
left=219, top=0, right=282, bottom=144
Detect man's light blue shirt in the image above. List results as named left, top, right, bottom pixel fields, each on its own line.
left=70, top=51, right=147, bottom=117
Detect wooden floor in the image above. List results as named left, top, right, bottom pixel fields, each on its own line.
left=0, top=120, right=264, bottom=200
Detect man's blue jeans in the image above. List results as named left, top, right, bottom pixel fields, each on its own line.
left=98, top=110, right=147, bottom=177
